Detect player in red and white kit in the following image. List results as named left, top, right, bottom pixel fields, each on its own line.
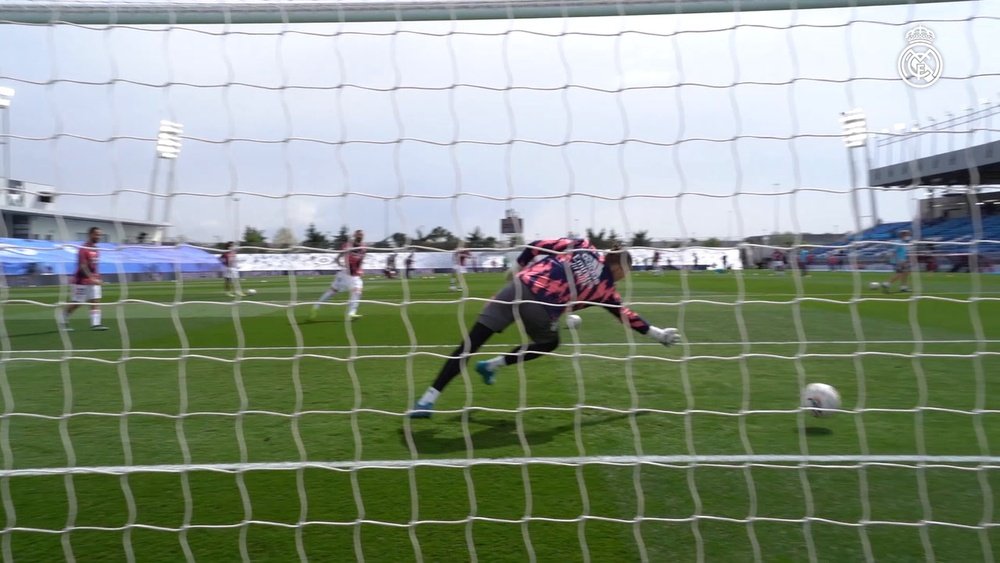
left=310, top=229, right=366, bottom=320
left=450, top=248, right=472, bottom=291
left=410, top=238, right=682, bottom=418
left=60, top=227, right=108, bottom=331
left=220, top=241, right=242, bottom=296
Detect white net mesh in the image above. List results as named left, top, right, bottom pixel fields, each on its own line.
left=1, top=0, right=999, bottom=561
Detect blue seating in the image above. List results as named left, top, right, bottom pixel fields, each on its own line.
left=0, top=238, right=223, bottom=276
left=808, top=215, right=1000, bottom=263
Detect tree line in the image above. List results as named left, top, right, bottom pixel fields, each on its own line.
left=224, top=225, right=723, bottom=252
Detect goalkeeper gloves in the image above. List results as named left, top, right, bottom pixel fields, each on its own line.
left=647, top=326, right=682, bottom=347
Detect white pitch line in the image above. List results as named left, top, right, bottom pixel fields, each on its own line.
left=2, top=455, right=998, bottom=477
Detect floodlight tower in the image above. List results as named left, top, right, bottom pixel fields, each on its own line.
left=840, top=109, right=879, bottom=230
left=148, top=120, right=183, bottom=242
left=157, top=120, right=183, bottom=160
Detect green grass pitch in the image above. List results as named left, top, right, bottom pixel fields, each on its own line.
left=2, top=269, right=999, bottom=562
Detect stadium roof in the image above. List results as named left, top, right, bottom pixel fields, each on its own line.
left=869, top=140, right=1000, bottom=188
left=0, top=205, right=169, bottom=227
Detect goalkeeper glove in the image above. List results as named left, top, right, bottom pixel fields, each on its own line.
left=647, top=326, right=682, bottom=347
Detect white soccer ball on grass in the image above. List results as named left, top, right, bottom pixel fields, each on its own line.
left=566, top=314, right=582, bottom=329
left=801, top=382, right=841, bottom=418
left=869, top=281, right=881, bottom=290
left=246, top=288, right=257, bottom=295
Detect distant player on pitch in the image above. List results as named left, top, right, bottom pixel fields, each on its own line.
left=450, top=248, right=471, bottom=291
left=881, top=229, right=913, bottom=293
left=384, top=252, right=398, bottom=279
left=60, top=226, right=108, bottom=331
left=220, top=241, right=243, bottom=296
left=404, top=253, right=415, bottom=279
left=651, top=250, right=662, bottom=275
left=310, top=229, right=367, bottom=320
left=410, top=238, right=682, bottom=418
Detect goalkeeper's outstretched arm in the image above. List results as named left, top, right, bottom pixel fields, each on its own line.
left=599, top=243, right=682, bottom=347
left=600, top=300, right=682, bottom=347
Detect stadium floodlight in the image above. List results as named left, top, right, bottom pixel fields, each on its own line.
left=148, top=119, right=183, bottom=225
left=156, top=120, right=183, bottom=159
left=839, top=109, right=867, bottom=148
left=841, top=109, right=880, bottom=229
left=0, top=86, right=13, bottom=108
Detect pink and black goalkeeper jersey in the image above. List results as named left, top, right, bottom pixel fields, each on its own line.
left=515, top=238, right=651, bottom=334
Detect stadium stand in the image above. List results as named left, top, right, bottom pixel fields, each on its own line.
left=0, top=238, right=223, bottom=284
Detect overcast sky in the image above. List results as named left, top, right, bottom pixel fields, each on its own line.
left=1, top=0, right=999, bottom=244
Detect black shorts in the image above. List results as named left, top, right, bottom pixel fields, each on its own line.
left=477, top=281, right=560, bottom=344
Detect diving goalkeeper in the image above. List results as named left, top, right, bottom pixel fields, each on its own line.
left=409, top=237, right=682, bottom=418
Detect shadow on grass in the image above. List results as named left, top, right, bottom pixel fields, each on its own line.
left=298, top=318, right=344, bottom=325
left=402, top=411, right=649, bottom=454
left=800, top=426, right=833, bottom=437
left=7, top=328, right=62, bottom=339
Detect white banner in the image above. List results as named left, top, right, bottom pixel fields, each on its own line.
left=233, top=248, right=743, bottom=272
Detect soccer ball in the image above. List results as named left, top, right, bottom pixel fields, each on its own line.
left=246, top=289, right=257, bottom=295
left=802, top=383, right=841, bottom=418
left=869, top=281, right=880, bottom=290
left=566, top=314, right=582, bottom=329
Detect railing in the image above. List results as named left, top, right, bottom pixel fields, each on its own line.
left=870, top=101, right=1000, bottom=168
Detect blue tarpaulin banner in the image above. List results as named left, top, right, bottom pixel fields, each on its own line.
left=0, top=239, right=223, bottom=276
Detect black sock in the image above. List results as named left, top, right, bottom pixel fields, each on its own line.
left=432, top=322, right=495, bottom=392
left=502, top=338, right=560, bottom=366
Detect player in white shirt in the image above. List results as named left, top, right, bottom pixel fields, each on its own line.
left=310, top=229, right=367, bottom=320
left=220, top=241, right=243, bottom=296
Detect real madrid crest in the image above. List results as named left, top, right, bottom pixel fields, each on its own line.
left=897, top=25, right=943, bottom=88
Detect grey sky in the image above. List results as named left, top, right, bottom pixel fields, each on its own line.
left=1, top=0, right=998, bottom=244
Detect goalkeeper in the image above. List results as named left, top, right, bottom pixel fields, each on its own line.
left=410, top=238, right=682, bottom=418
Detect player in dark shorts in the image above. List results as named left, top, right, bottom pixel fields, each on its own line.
left=880, top=229, right=913, bottom=293
left=409, top=238, right=682, bottom=418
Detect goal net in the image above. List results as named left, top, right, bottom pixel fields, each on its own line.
left=1, top=0, right=998, bottom=561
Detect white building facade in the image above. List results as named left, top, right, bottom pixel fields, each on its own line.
left=2, top=180, right=166, bottom=243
